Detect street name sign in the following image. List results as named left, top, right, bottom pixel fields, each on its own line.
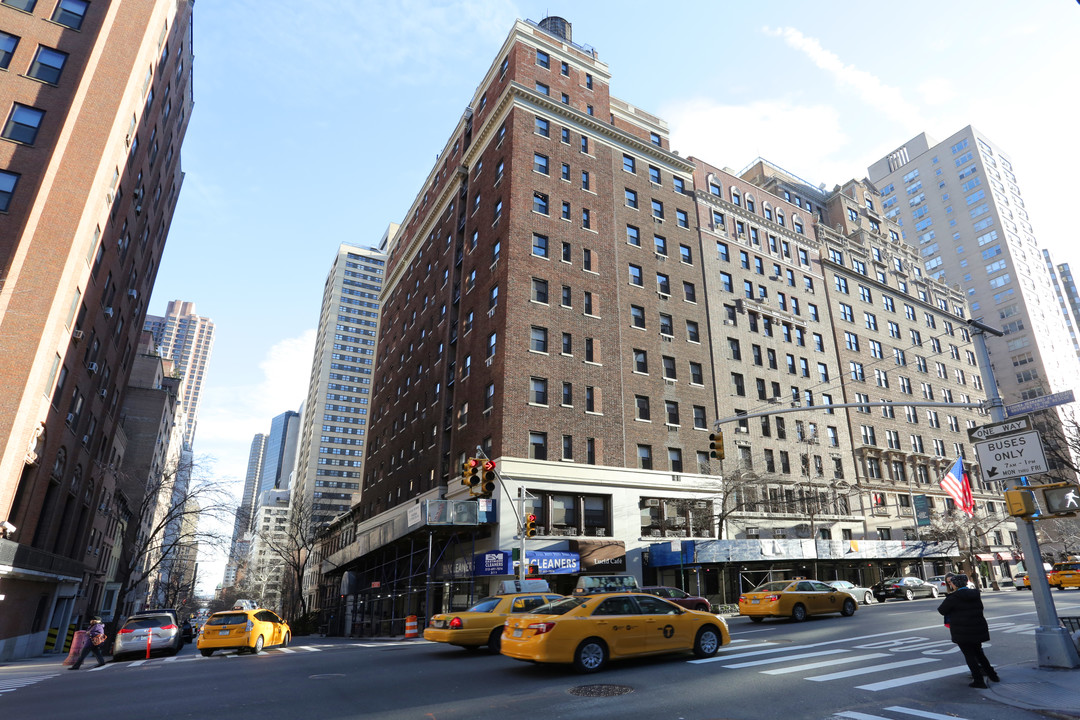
left=967, top=416, right=1033, bottom=443
left=974, top=430, right=1048, bottom=481
left=1004, top=389, right=1075, bottom=418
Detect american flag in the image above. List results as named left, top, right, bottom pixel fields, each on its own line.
left=939, top=457, right=974, bottom=516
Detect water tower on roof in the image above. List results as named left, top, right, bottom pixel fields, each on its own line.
left=539, top=16, right=571, bottom=42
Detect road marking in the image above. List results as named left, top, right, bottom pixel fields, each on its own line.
left=833, top=712, right=890, bottom=720
left=729, top=627, right=778, bottom=636
left=690, top=643, right=813, bottom=664
left=86, top=663, right=114, bottom=671
left=807, top=657, right=939, bottom=681
left=722, top=649, right=849, bottom=669
left=0, top=674, right=60, bottom=693
left=276, top=648, right=297, bottom=653
left=856, top=666, right=969, bottom=691
left=127, top=660, right=149, bottom=667
left=762, top=653, right=891, bottom=675
left=885, top=705, right=972, bottom=720
left=296, top=645, right=322, bottom=652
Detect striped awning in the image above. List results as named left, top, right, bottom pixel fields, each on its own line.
left=975, top=553, right=994, bottom=561
left=996, top=551, right=1014, bottom=561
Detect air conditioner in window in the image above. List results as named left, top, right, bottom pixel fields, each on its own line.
left=487, top=307, right=495, bottom=318
left=657, top=292, right=670, bottom=300
left=769, top=275, right=781, bottom=281
left=646, top=498, right=660, bottom=506
left=735, top=426, right=749, bottom=434
left=66, top=413, right=76, bottom=424
left=86, top=362, right=99, bottom=374
left=127, top=289, right=138, bottom=299
left=134, top=203, right=143, bottom=215
left=484, top=357, right=492, bottom=367
left=723, top=319, right=735, bottom=326
left=664, top=378, right=676, bottom=386
left=98, top=389, right=108, bottom=399
left=72, top=330, right=84, bottom=341
left=103, top=307, right=114, bottom=318
left=82, top=435, right=90, bottom=445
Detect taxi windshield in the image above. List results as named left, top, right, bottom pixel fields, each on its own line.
left=1054, top=563, right=1080, bottom=572
left=751, top=581, right=793, bottom=593
left=466, top=598, right=502, bottom=613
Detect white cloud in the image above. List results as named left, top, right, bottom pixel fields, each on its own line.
left=916, top=77, right=955, bottom=106
left=763, top=26, right=926, bottom=132
left=665, top=98, right=854, bottom=187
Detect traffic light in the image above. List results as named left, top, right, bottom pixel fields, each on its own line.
left=524, top=513, right=537, bottom=538
left=478, top=460, right=497, bottom=497
left=461, top=457, right=480, bottom=493
left=1042, top=484, right=1080, bottom=517
left=1004, top=488, right=1036, bottom=517
left=709, top=431, right=725, bottom=460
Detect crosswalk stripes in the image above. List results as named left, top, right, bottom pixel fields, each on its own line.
left=806, top=657, right=940, bottom=682
left=854, top=666, right=969, bottom=691
left=762, top=653, right=890, bottom=675
left=0, top=673, right=60, bottom=694
left=833, top=707, right=974, bottom=720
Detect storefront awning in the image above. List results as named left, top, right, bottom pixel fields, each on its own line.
left=975, top=553, right=994, bottom=561
left=995, top=552, right=1014, bottom=561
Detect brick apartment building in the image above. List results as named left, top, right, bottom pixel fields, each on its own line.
left=0, top=0, right=194, bottom=660
left=307, top=17, right=1017, bottom=634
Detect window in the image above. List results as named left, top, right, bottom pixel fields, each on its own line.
left=630, top=305, right=645, bottom=328
left=657, top=273, right=670, bottom=295
left=689, top=361, right=703, bottom=384
left=676, top=209, right=689, bottom=228
left=633, top=349, right=648, bottom=373
left=679, top=245, right=692, bottom=264
left=531, top=278, right=548, bottom=303
left=637, top=445, right=652, bottom=469
left=535, top=81, right=549, bottom=96
left=0, top=31, right=17, bottom=70
left=533, top=192, right=548, bottom=215
left=654, top=235, right=667, bottom=255
left=536, top=49, right=550, bottom=68
left=28, top=45, right=67, bottom=84
left=635, top=395, right=651, bottom=421
left=625, top=188, right=638, bottom=208
left=532, top=233, right=548, bottom=258
left=535, top=117, right=549, bottom=137
left=52, top=0, right=88, bottom=30
left=626, top=225, right=640, bottom=246
left=686, top=320, right=700, bottom=342
left=580, top=136, right=589, bottom=153
left=651, top=199, right=664, bottom=219
left=581, top=208, right=591, bottom=229
left=648, top=165, right=660, bottom=183
left=0, top=169, right=18, bottom=212
left=581, top=170, right=590, bottom=190
left=623, top=154, right=636, bottom=173
left=628, top=264, right=643, bottom=286
left=2, top=103, right=45, bottom=145
left=683, top=282, right=696, bottom=302
left=530, top=432, right=548, bottom=460
left=530, top=377, right=548, bottom=405
left=561, top=382, right=572, bottom=407
left=530, top=326, right=548, bottom=353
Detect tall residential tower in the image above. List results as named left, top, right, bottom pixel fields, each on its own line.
left=144, top=299, right=216, bottom=446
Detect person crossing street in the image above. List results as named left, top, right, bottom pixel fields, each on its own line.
left=69, top=616, right=107, bottom=670
left=937, top=574, right=999, bottom=688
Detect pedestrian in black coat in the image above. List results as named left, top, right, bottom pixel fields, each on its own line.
left=937, top=574, right=999, bottom=688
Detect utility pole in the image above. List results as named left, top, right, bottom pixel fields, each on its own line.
left=969, top=318, right=1079, bottom=669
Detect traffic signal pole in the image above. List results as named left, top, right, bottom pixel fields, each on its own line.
left=969, top=319, right=1080, bottom=668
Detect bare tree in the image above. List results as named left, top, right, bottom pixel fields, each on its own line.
left=114, top=454, right=233, bottom=614
left=254, top=496, right=319, bottom=621
left=922, top=507, right=1013, bottom=589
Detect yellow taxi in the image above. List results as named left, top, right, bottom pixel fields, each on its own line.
left=424, top=591, right=562, bottom=652
left=1049, top=561, right=1080, bottom=589
left=500, top=592, right=730, bottom=673
left=196, top=607, right=290, bottom=656
left=739, top=578, right=859, bottom=622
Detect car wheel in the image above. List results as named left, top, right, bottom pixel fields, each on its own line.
left=487, top=628, right=502, bottom=654
left=904, top=589, right=915, bottom=601
left=200, top=649, right=213, bottom=657
left=749, top=616, right=764, bottom=623
left=863, top=591, right=873, bottom=605
left=695, top=604, right=710, bottom=612
left=930, top=587, right=939, bottom=598
left=693, top=626, right=721, bottom=658
left=791, top=604, right=807, bottom=622
left=841, top=598, right=857, bottom=617
left=251, top=635, right=264, bottom=654
left=282, top=632, right=290, bottom=648
left=573, top=638, right=608, bottom=673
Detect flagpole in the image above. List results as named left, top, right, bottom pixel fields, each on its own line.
left=969, top=318, right=1078, bottom=668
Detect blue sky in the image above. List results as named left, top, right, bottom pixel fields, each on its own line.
left=152, top=1, right=1080, bottom=593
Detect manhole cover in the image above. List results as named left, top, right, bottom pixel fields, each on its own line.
left=309, top=673, right=346, bottom=679
left=569, top=684, right=634, bottom=697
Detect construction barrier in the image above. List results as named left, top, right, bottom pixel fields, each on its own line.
left=404, top=615, right=418, bottom=638
left=47, top=625, right=77, bottom=653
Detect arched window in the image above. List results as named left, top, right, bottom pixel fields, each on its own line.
left=731, top=188, right=741, bottom=206
left=707, top=174, right=721, bottom=197
left=763, top=203, right=774, bottom=221
left=776, top=211, right=785, bottom=227
left=746, top=194, right=756, bottom=213
left=70, top=463, right=82, bottom=492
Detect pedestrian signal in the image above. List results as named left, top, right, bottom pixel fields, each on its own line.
left=1042, top=484, right=1080, bottom=517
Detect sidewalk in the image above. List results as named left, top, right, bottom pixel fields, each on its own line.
left=984, top=662, right=1080, bottom=719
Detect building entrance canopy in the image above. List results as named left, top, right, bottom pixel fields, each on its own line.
left=649, top=538, right=958, bottom=567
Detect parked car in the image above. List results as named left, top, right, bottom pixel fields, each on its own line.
left=181, top=618, right=194, bottom=643
left=639, top=586, right=711, bottom=612
left=501, top=593, right=729, bottom=673
left=826, top=580, right=874, bottom=605
left=872, top=576, right=939, bottom=601
left=113, top=611, right=184, bottom=660
left=1049, top=561, right=1080, bottom=590
left=1012, top=572, right=1031, bottom=590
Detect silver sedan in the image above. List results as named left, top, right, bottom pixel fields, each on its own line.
left=827, top=580, right=875, bottom=605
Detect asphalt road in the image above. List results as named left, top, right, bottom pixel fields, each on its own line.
left=5, top=591, right=1079, bottom=720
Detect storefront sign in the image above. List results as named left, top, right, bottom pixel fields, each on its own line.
left=570, top=540, right=626, bottom=572
left=474, top=550, right=511, bottom=576
left=523, top=551, right=579, bottom=574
